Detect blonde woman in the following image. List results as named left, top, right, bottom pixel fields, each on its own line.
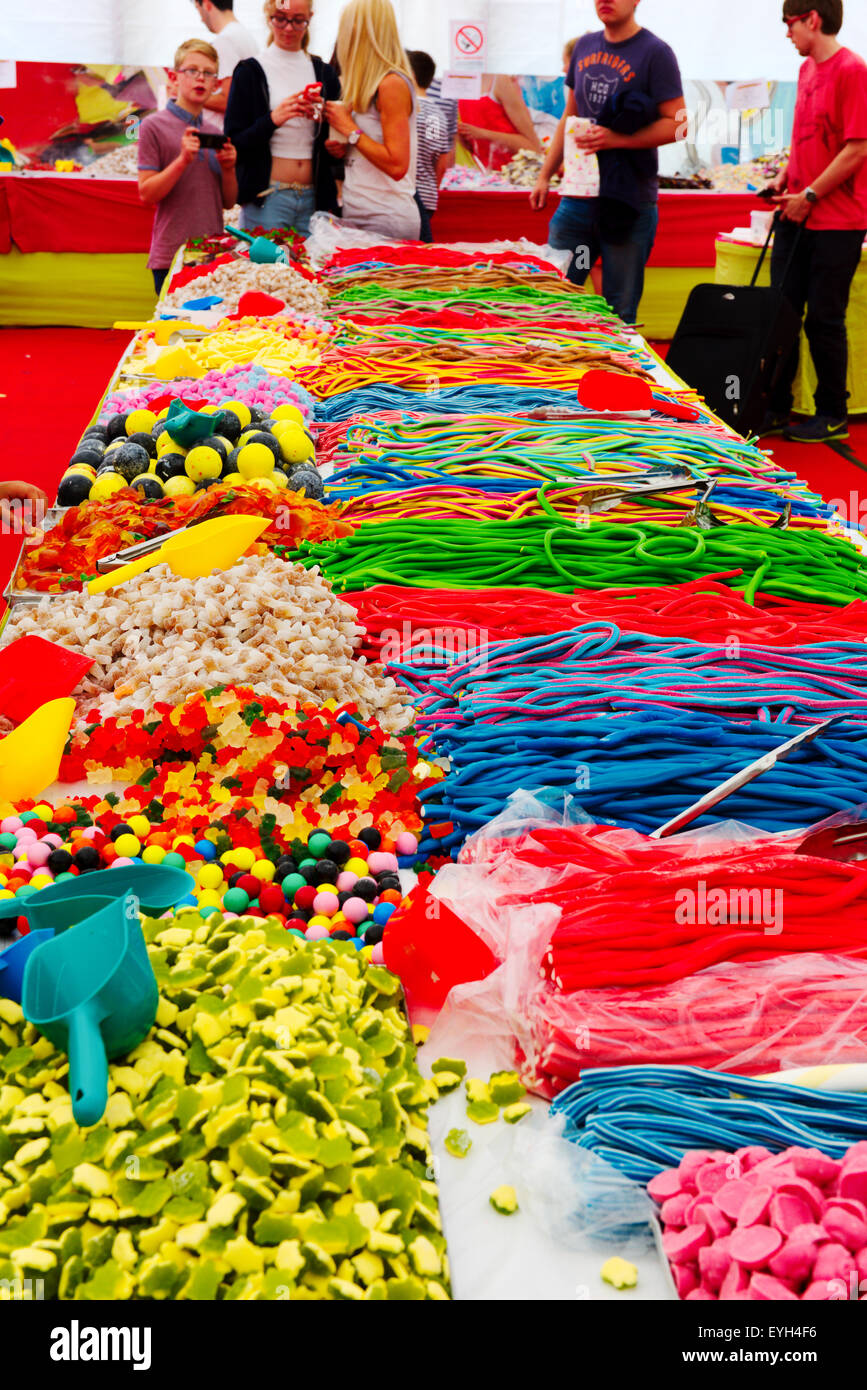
left=225, top=0, right=341, bottom=234
left=324, top=0, right=420, bottom=241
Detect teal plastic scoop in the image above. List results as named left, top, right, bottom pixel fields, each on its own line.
left=0, top=863, right=194, bottom=928
left=224, top=225, right=287, bottom=264
left=22, top=891, right=159, bottom=1128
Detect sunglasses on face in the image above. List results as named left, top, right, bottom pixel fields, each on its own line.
left=783, top=11, right=813, bottom=28
left=176, top=67, right=218, bottom=80
left=271, top=13, right=310, bottom=27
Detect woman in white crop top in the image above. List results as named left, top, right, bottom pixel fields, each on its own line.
left=226, top=0, right=340, bottom=235
left=324, top=0, right=421, bottom=242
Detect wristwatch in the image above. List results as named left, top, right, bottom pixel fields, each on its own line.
left=804, top=186, right=819, bottom=204
left=347, top=128, right=362, bottom=146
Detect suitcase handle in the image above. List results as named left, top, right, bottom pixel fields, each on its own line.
left=750, top=209, right=803, bottom=291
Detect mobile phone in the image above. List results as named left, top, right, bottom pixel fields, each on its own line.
left=756, top=186, right=776, bottom=201
left=196, top=131, right=227, bottom=150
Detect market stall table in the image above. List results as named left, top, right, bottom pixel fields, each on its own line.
left=434, top=189, right=767, bottom=339
left=0, top=172, right=154, bottom=326
left=715, top=232, right=867, bottom=417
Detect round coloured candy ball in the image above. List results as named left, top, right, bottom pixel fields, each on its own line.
left=195, top=838, right=217, bottom=861
left=220, top=400, right=252, bottom=430
left=114, top=834, right=141, bottom=858
left=141, top=845, right=166, bottom=865
left=272, top=403, right=305, bottom=425
left=126, top=409, right=158, bottom=435
left=164, top=475, right=196, bottom=498
left=197, top=863, right=224, bottom=891
left=258, top=885, right=286, bottom=915
left=236, top=442, right=275, bottom=480
left=127, top=816, right=151, bottom=839
left=131, top=475, right=165, bottom=500
left=184, top=446, right=223, bottom=483
left=57, top=473, right=95, bottom=507
left=288, top=468, right=324, bottom=502
left=111, top=441, right=151, bottom=482
left=277, top=424, right=315, bottom=466
left=342, top=897, right=369, bottom=925
left=372, top=902, right=397, bottom=926
left=395, top=831, right=419, bottom=856
left=307, top=830, right=332, bottom=859
left=313, top=891, right=339, bottom=917
left=232, top=847, right=256, bottom=871
left=89, top=472, right=127, bottom=502
left=305, top=923, right=330, bottom=941
left=222, top=887, right=250, bottom=913
left=281, top=872, right=306, bottom=901
left=251, top=860, right=275, bottom=883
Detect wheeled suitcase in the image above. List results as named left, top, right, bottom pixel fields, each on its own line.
left=665, top=214, right=802, bottom=437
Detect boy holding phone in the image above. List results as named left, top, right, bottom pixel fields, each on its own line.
left=138, top=40, right=238, bottom=293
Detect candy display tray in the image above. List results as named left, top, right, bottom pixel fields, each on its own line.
left=2, top=508, right=68, bottom=610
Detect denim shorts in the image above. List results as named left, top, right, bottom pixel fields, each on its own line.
left=548, top=197, right=659, bottom=325
left=242, top=184, right=316, bottom=236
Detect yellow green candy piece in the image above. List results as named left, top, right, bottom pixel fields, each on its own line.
left=488, top=1071, right=526, bottom=1105
left=432, top=1071, right=463, bottom=1095
left=502, top=1102, right=532, bottom=1125
left=601, top=1257, right=638, bottom=1290
left=465, top=1078, right=491, bottom=1104
left=431, top=1057, right=467, bottom=1078
left=444, top=1129, right=472, bottom=1158
left=466, top=1100, right=499, bottom=1125
left=489, top=1186, right=518, bottom=1215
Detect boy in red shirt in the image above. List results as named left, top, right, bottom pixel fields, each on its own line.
left=765, top=0, right=867, bottom=443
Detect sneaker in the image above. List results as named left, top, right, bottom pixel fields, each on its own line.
left=784, top=415, right=849, bottom=443
left=758, top=411, right=790, bottom=437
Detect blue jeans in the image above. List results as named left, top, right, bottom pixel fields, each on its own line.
left=241, top=185, right=316, bottom=236
left=548, top=198, right=659, bottom=324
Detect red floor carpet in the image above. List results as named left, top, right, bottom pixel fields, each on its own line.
left=0, top=327, right=128, bottom=605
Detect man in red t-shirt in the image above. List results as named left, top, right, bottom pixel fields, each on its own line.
left=764, top=0, right=867, bottom=443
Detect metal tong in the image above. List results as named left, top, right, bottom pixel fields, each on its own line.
left=650, top=715, right=846, bottom=839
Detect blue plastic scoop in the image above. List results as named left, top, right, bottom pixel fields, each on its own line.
left=23, top=891, right=159, bottom=1128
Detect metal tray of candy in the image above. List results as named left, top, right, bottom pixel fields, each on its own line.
left=2, top=508, right=71, bottom=610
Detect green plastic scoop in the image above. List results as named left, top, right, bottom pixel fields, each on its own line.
left=22, top=891, right=159, bottom=1128
left=225, top=225, right=287, bottom=264
left=0, top=862, right=194, bottom=927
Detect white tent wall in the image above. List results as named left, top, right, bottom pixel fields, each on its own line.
left=3, top=0, right=867, bottom=77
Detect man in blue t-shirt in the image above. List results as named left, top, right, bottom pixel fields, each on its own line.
left=531, top=0, right=683, bottom=323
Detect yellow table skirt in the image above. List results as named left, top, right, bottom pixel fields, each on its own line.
left=0, top=246, right=154, bottom=327
left=715, top=237, right=867, bottom=417
left=636, top=267, right=713, bottom=342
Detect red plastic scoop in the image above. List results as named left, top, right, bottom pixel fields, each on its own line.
left=232, top=290, right=286, bottom=319
left=382, top=883, right=498, bottom=1012
left=0, top=636, right=93, bottom=724
left=577, top=369, right=699, bottom=422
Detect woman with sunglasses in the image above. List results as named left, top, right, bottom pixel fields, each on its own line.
left=225, top=0, right=341, bottom=234
left=324, top=0, right=421, bottom=241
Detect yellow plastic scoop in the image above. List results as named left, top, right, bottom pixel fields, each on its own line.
left=87, top=515, right=270, bottom=595
left=114, top=320, right=204, bottom=347
left=0, top=697, right=75, bottom=801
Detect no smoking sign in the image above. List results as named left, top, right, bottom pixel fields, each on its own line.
left=456, top=24, right=484, bottom=55
left=449, top=18, right=487, bottom=70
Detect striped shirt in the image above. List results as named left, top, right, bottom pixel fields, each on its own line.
left=415, top=94, right=451, bottom=212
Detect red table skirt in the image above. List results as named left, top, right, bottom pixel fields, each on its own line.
left=432, top=190, right=766, bottom=267
left=0, top=176, right=153, bottom=255
left=0, top=177, right=763, bottom=270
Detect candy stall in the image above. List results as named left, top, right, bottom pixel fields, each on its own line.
left=0, top=205, right=866, bottom=1311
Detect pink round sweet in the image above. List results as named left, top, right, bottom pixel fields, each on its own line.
left=395, top=832, right=418, bottom=856
left=79, top=826, right=99, bottom=841
left=14, top=828, right=37, bottom=845
left=305, top=924, right=330, bottom=941
left=342, top=896, right=368, bottom=925
left=367, top=851, right=398, bottom=875
left=42, top=834, right=63, bottom=848
left=313, top=891, right=339, bottom=917
left=0, top=817, right=22, bottom=833
left=336, top=871, right=358, bottom=893
left=370, top=942, right=385, bottom=964
left=26, top=842, right=52, bottom=868
left=12, top=862, right=32, bottom=878
left=111, top=857, right=135, bottom=868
